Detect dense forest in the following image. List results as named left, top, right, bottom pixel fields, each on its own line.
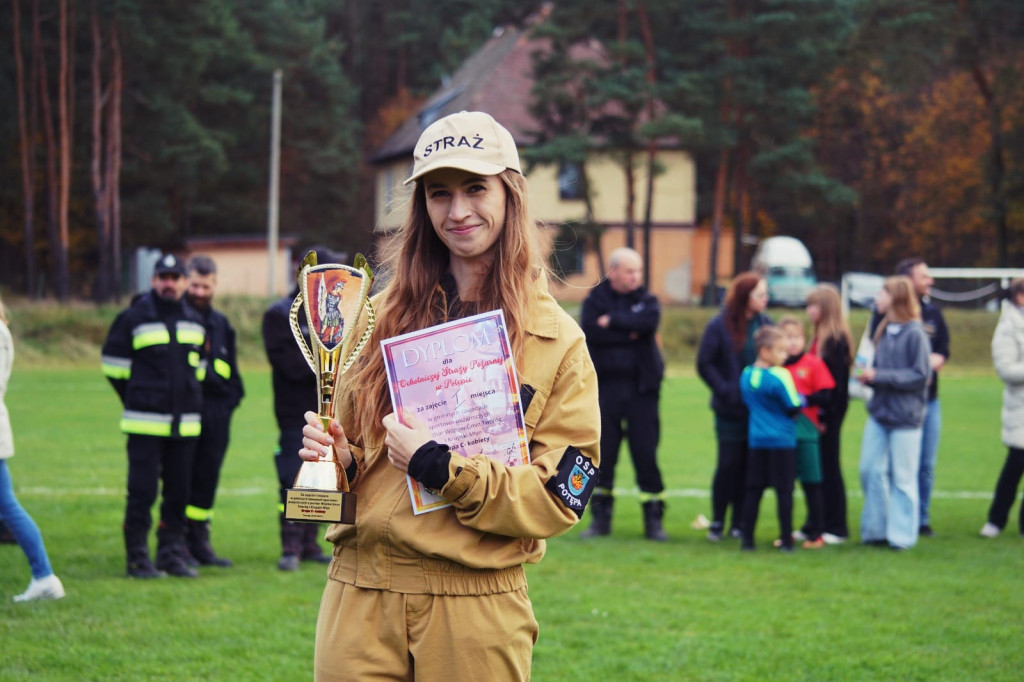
left=1, top=0, right=1022, bottom=300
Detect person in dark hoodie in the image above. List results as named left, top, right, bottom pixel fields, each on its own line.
left=262, top=246, right=342, bottom=571
left=857, top=276, right=931, bottom=550
left=579, top=247, right=667, bottom=540
left=697, top=272, right=772, bottom=541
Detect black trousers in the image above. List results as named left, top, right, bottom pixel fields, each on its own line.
left=987, top=447, right=1024, bottom=532
left=125, top=434, right=196, bottom=539
left=712, top=438, right=749, bottom=530
left=275, top=427, right=305, bottom=506
left=188, top=400, right=235, bottom=512
left=741, top=447, right=797, bottom=548
left=819, top=412, right=849, bottom=537
left=597, top=379, right=663, bottom=494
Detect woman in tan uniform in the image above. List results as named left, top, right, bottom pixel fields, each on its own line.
left=300, top=111, right=601, bottom=681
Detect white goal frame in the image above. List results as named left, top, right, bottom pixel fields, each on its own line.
left=841, top=267, right=1024, bottom=316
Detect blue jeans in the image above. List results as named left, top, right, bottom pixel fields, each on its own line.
left=918, top=399, right=941, bottom=526
left=859, top=416, right=922, bottom=548
left=0, top=459, right=54, bottom=578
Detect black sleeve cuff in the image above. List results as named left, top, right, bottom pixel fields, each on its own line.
left=345, top=459, right=358, bottom=485
left=806, top=388, right=832, bottom=407
left=407, top=440, right=452, bottom=491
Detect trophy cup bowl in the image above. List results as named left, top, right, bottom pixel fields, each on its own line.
left=284, top=252, right=374, bottom=524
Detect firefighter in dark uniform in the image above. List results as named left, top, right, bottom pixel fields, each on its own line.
left=101, top=253, right=206, bottom=578
left=580, top=247, right=669, bottom=540
left=182, top=255, right=244, bottom=567
left=261, top=247, right=338, bottom=570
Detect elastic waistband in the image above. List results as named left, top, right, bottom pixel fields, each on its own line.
left=329, top=547, right=527, bottom=596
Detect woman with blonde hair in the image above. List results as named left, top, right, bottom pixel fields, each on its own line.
left=803, top=283, right=854, bottom=543
left=299, top=111, right=600, bottom=681
left=855, top=276, right=931, bottom=550
left=0, top=293, right=65, bottom=601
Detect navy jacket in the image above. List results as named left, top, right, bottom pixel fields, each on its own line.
left=697, top=312, right=773, bottom=421
left=580, top=280, right=664, bottom=393
left=262, top=290, right=317, bottom=431
left=188, top=302, right=244, bottom=410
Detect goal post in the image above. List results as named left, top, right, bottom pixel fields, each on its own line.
left=841, top=267, right=1024, bottom=317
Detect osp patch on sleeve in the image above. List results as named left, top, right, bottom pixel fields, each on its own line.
left=545, top=446, right=598, bottom=518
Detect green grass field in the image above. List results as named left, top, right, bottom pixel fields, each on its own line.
left=2, top=366, right=1022, bottom=681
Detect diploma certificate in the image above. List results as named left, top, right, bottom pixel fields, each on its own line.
left=381, top=310, right=530, bottom=514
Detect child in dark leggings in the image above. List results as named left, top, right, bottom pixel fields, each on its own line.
left=739, top=327, right=803, bottom=551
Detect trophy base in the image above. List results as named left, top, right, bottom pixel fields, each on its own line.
left=284, top=488, right=356, bottom=524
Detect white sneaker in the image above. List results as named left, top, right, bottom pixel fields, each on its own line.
left=13, top=574, right=65, bottom=603
left=821, top=532, right=848, bottom=545
left=979, top=522, right=1001, bottom=539
left=792, top=530, right=808, bottom=542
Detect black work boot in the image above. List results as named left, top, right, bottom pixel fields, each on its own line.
left=301, top=523, right=332, bottom=564
left=125, top=525, right=166, bottom=579
left=580, top=492, right=613, bottom=538
left=278, top=519, right=303, bottom=571
left=642, top=499, right=669, bottom=541
left=156, top=526, right=199, bottom=578
left=186, top=519, right=234, bottom=567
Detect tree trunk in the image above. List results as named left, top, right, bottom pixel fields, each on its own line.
left=707, top=149, right=730, bottom=306
left=91, top=1, right=111, bottom=302
left=636, top=0, right=657, bottom=291
left=13, top=0, right=38, bottom=297
left=109, top=14, right=123, bottom=299
left=34, top=0, right=61, bottom=298
left=55, top=0, right=72, bottom=301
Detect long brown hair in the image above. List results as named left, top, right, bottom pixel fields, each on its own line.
left=724, top=272, right=763, bottom=351
left=806, top=283, right=854, bottom=365
left=345, top=169, right=545, bottom=444
left=873, top=276, right=921, bottom=344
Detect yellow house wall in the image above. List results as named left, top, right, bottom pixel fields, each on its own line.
left=184, top=244, right=296, bottom=297
left=529, top=150, right=695, bottom=226
left=545, top=226, right=735, bottom=304
left=373, top=148, right=728, bottom=304
left=375, top=149, right=696, bottom=231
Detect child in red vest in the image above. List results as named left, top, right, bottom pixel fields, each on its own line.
left=779, top=316, right=835, bottom=549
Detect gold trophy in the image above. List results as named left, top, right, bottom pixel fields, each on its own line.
left=284, top=251, right=375, bottom=524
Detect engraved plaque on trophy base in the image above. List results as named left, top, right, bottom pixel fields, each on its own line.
left=284, top=488, right=357, bottom=524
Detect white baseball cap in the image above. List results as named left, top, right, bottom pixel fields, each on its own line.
left=404, top=111, right=522, bottom=185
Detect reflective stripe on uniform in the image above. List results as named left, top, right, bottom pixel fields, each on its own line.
left=101, top=354, right=132, bottom=379
left=176, top=321, right=206, bottom=346
left=186, top=505, right=213, bottom=522
left=214, top=358, right=232, bottom=380
left=179, top=413, right=202, bottom=437
left=132, top=322, right=170, bottom=350
left=121, top=410, right=173, bottom=436
left=195, top=357, right=208, bottom=382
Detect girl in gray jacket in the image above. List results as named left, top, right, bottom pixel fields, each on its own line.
left=855, top=276, right=931, bottom=550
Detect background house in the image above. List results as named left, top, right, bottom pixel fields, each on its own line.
left=371, top=23, right=733, bottom=303
left=135, top=235, right=299, bottom=296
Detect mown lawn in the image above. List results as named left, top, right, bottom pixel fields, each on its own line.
left=2, top=366, right=1022, bottom=681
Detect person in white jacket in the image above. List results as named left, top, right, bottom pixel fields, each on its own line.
left=980, top=278, right=1024, bottom=538
left=0, top=293, right=65, bottom=602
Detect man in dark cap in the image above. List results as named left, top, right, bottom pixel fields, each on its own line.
left=101, top=252, right=206, bottom=578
